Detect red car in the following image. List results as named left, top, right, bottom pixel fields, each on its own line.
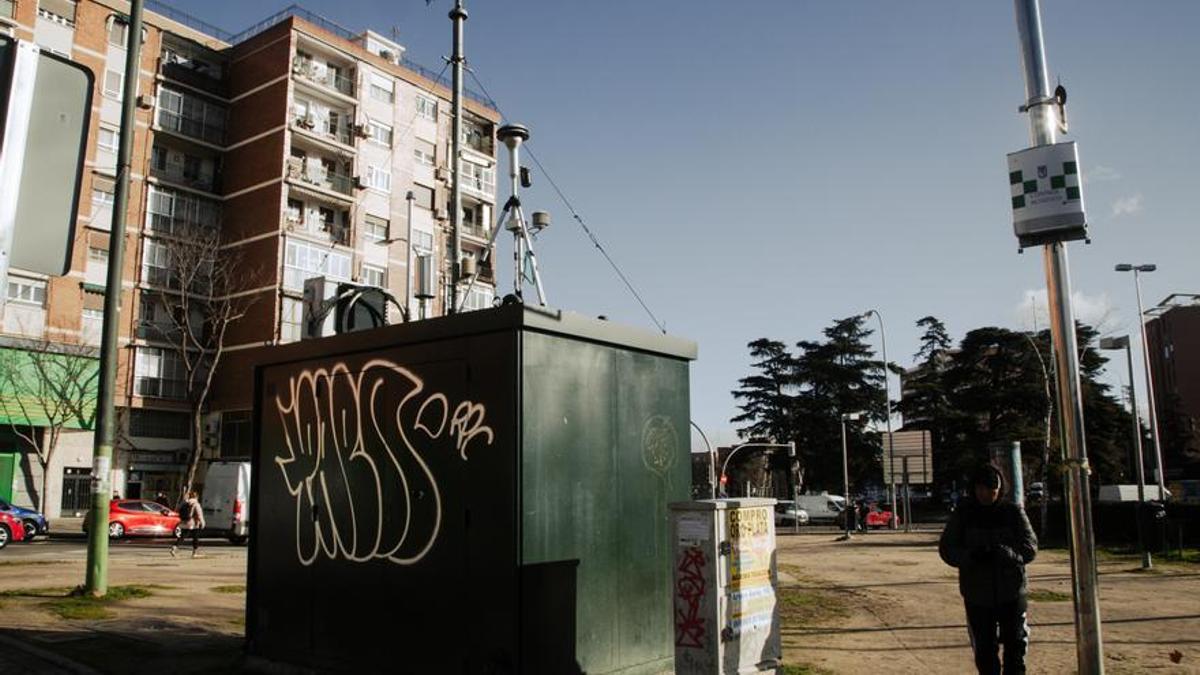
left=0, top=510, right=27, bottom=549
left=865, top=504, right=900, bottom=529
left=83, top=499, right=182, bottom=539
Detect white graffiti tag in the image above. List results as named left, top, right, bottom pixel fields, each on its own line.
left=273, top=359, right=494, bottom=566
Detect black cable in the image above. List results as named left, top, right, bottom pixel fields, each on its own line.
left=465, top=69, right=669, bottom=334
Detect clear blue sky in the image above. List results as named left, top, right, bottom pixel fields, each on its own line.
left=192, top=0, right=1199, bottom=449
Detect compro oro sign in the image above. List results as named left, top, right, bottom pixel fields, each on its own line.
left=1007, top=141, right=1087, bottom=247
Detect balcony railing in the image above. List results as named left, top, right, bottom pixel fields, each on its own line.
left=285, top=157, right=353, bottom=196
left=159, top=59, right=227, bottom=97
left=135, top=377, right=187, bottom=400
left=157, top=109, right=226, bottom=146
left=150, top=164, right=220, bottom=193
left=292, top=113, right=352, bottom=146
left=283, top=215, right=350, bottom=246
left=293, top=60, right=354, bottom=96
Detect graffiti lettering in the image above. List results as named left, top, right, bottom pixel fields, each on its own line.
left=273, top=359, right=494, bottom=567
left=675, top=546, right=708, bottom=649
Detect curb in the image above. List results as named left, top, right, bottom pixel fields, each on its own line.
left=0, top=630, right=101, bottom=675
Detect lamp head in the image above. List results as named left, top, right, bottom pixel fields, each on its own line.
left=1098, top=336, right=1129, bottom=350
left=1114, top=264, right=1134, bottom=272
left=1136, top=264, right=1157, bottom=272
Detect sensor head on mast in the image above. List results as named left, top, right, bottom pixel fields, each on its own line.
left=497, top=123, right=530, bottom=148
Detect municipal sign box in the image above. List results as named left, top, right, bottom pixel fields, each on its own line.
left=882, top=430, right=932, bottom=485
left=1007, top=141, right=1087, bottom=247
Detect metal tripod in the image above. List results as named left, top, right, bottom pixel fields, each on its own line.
left=459, top=193, right=547, bottom=309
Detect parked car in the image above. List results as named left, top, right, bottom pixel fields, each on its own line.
left=773, top=500, right=811, bottom=526
left=0, top=498, right=49, bottom=540
left=83, top=499, right=181, bottom=539
left=793, top=494, right=846, bottom=523
left=0, top=510, right=27, bottom=549
left=864, top=503, right=900, bottom=529
left=201, top=461, right=251, bottom=544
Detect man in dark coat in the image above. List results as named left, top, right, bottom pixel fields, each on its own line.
left=939, top=463, right=1038, bottom=674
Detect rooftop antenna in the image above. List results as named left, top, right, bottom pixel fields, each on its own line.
left=459, top=123, right=549, bottom=309
left=447, top=0, right=466, bottom=314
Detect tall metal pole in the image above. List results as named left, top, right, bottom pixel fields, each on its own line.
left=689, top=421, right=716, bottom=500
left=1013, top=1, right=1104, bottom=671
left=447, top=0, right=466, bottom=315
left=1121, top=340, right=1152, bottom=569
left=405, top=191, right=415, bottom=316
left=865, top=310, right=897, bottom=528
left=1132, top=270, right=1166, bottom=500
left=85, top=0, right=144, bottom=597
left=840, top=417, right=851, bottom=539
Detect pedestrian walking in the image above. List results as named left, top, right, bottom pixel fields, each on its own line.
left=939, top=463, right=1037, bottom=675
left=171, top=490, right=205, bottom=558
left=154, top=491, right=170, bottom=508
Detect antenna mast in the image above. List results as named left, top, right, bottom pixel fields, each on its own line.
left=447, top=0, right=466, bottom=314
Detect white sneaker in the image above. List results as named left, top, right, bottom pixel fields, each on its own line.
left=170, top=546, right=177, bottom=557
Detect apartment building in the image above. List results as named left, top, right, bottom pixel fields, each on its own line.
left=1145, top=294, right=1200, bottom=480
left=0, top=0, right=499, bottom=517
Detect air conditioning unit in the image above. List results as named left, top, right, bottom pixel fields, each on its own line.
left=353, top=123, right=369, bottom=139
left=353, top=175, right=366, bottom=190
left=380, top=49, right=394, bottom=62
left=433, top=208, right=448, bottom=221
left=434, top=167, right=449, bottom=181
left=135, top=94, right=154, bottom=109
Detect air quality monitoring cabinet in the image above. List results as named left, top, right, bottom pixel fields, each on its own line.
left=245, top=304, right=696, bottom=674
left=670, top=498, right=782, bottom=674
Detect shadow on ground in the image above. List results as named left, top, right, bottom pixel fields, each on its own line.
left=2, top=624, right=248, bottom=674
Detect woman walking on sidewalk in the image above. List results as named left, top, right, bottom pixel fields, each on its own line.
left=171, top=491, right=205, bottom=558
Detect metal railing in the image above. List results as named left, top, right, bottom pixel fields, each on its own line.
left=156, top=109, right=226, bottom=146
left=149, top=165, right=219, bottom=193
left=147, top=0, right=235, bottom=42
left=291, top=114, right=353, bottom=146
left=293, top=59, right=354, bottom=96
left=285, top=158, right=353, bottom=196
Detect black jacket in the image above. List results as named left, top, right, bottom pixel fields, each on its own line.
left=939, top=499, right=1038, bottom=607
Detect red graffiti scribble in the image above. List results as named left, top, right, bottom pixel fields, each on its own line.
left=675, top=547, right=707, bottom=648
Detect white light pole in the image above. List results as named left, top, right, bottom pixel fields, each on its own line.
left=863, top=309, right=896, bottom=527
left=1099, top=335, right=1152, bottom=569
left=840, top=412, right=863, bottom=540
left=1115, top=263, right=1166, bottom=500
left=690, top=421, right=716, bottom=499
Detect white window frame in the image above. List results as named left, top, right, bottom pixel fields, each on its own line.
left=415, top=94, right=437, bottom=122
left=92, top=177, right=116, bottom=207
left=363, top=214, right=388, bottom=242
left=107, top=15, right=128, bottom=47
left=361, top=263, right=386, bottom=288
left=283, top=239, right=351, bottom=292
left=365, top=164, right=391, bottom=193
left=97, top=126, right=119, bottom=154
left=411, top=229, right=434, bottom=254
left=368, top=74, right=394, bottom=103
left=413, top=140, right=435, bottom=168
left=367, top=119, right=393, bottom=147
left=103, top=69, right=123, bottom=98
left=6, top=276, right=47, bottom=306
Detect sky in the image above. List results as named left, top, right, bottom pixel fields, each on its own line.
left=186, top=0, right=1199, bottom=450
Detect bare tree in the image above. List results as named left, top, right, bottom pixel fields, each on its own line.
left=0, top=339, right=99, bottom=513
left=141, top=222, right=255, bottom=494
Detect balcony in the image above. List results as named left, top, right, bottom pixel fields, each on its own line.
left=283, top=214, right=350, bottom=247
left=293, top=59, right=354, bottom=97
left=157, top=109, right=225, bottom=146
left=159, top=58, right=227, bottom=97
left=286, top=157, right=354, bottom=197
left=134, top=377, right=187, bottom=400
left=149, top=163, right=220, bottom=194
left=291, top=112, right=353, bottom=147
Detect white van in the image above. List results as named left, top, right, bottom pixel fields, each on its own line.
left=1097, top=484, right=1171, bottom=503
left=201, top=461, right=251, bottom=544
left=794, top=494, right=846, bottom=523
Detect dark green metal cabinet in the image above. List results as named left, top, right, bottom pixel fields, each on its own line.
left=246, top=305, right=695, bottom=674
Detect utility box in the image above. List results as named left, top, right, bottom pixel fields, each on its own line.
left=245, top=304, right=696, bottom=674
left=670, top=498, right=782, bottom=674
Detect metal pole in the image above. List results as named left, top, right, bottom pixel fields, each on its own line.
left=1132, top=271, right=1166, bottom=500
left=902, top=457, right=911, bottom=532
left=866, top=310, right=897, bottom=528
left=405, top=191, right=415, bottom=316
left=689, top=421, right=716, bottom=500
left=447, top=0, right=466, bottom=315
left=841, top=418, right=851, bottom=539
left=1013, top=1, right=1104, bottom=671
left=85, top=0, right=144, bottom=597
left=1123, top=341, right=1152, bottom=569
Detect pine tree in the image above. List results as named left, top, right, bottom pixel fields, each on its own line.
left=730, top=338, right=796, bottom=443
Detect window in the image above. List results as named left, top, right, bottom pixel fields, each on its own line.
left=97, top=126, right=119, bottom=154
left=81, top=291, right=104, bottom=345
left=415, top=94, right=437, bottom=122
left=365, top=165, right=391, bottom=193
left=134, top=347, right=187, bottom=399
left=61, top=468, right=91, bottom=512
left=412, top=229, right=433, bottom=253
left=6, top=277, right=47, bottom=306
left=283, top=239, right=351, bottom=291
left=128, top=409, right=190, bottom=439
left=412, top=184, right=435, bottom=210
left=220, top=411, right=253, bottom=457
left=103, top=69, right=123, bottom=98
left=361, top=263, right=386, bottom=288
left=38, top=0, right=76, bottom=25
left=86, top=247, right=109, bottom=285
left=363, top=214, right=388, bottom=242
left=280, top=297, right=303, bottom=343
left=286, top=198, right=303, bottom=225
left=92, top=176, right=115, bottom=207
left=146, top=185, right=220, bottom=235
left=156, top=87, right=227, bottom=145
left=367, top=119, right=393, bottom=146
left=459, top=284, right=494, bottom=312
left=1, top=0, right=15, bottom=20
left=107, top=16, right=128, bottom=46
left=461, top=161, right=495, bottom=195
left=141, top=239, right=172, bottom=287
left=413, top=140, right=435, bottom=167
left=368, top=74, right=394, bottom=103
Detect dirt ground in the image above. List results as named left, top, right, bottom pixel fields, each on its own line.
left=775, top=531, right=1200, bottom=674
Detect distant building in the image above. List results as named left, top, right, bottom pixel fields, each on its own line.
left=1145, top=294, right=1200, bottom=480
left=0, top=1, right=498, bottom=516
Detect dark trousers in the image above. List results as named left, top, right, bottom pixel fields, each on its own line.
left=965, top=601, right=1029, bottom=675
left=175, top=527, right=200, bottom=552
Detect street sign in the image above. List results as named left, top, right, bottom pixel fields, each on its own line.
left=0, top=36, right=93, bottom=296
left=1007, top=141, right=1087, bottom=247
left=882, top=430, right=932, bottom=485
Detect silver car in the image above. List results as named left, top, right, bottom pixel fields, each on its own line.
left=773, top=501, right=810, bottom=526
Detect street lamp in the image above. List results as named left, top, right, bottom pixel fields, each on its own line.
left=840, top=412, right=864, bottom=540
left=1115, top=263, right=1167, bottom=499
left=1099, top=335, right=1152, bottom=569
left=862, top=309, right=897, bottom=528
left=689, top=421, right=716, bottom=499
